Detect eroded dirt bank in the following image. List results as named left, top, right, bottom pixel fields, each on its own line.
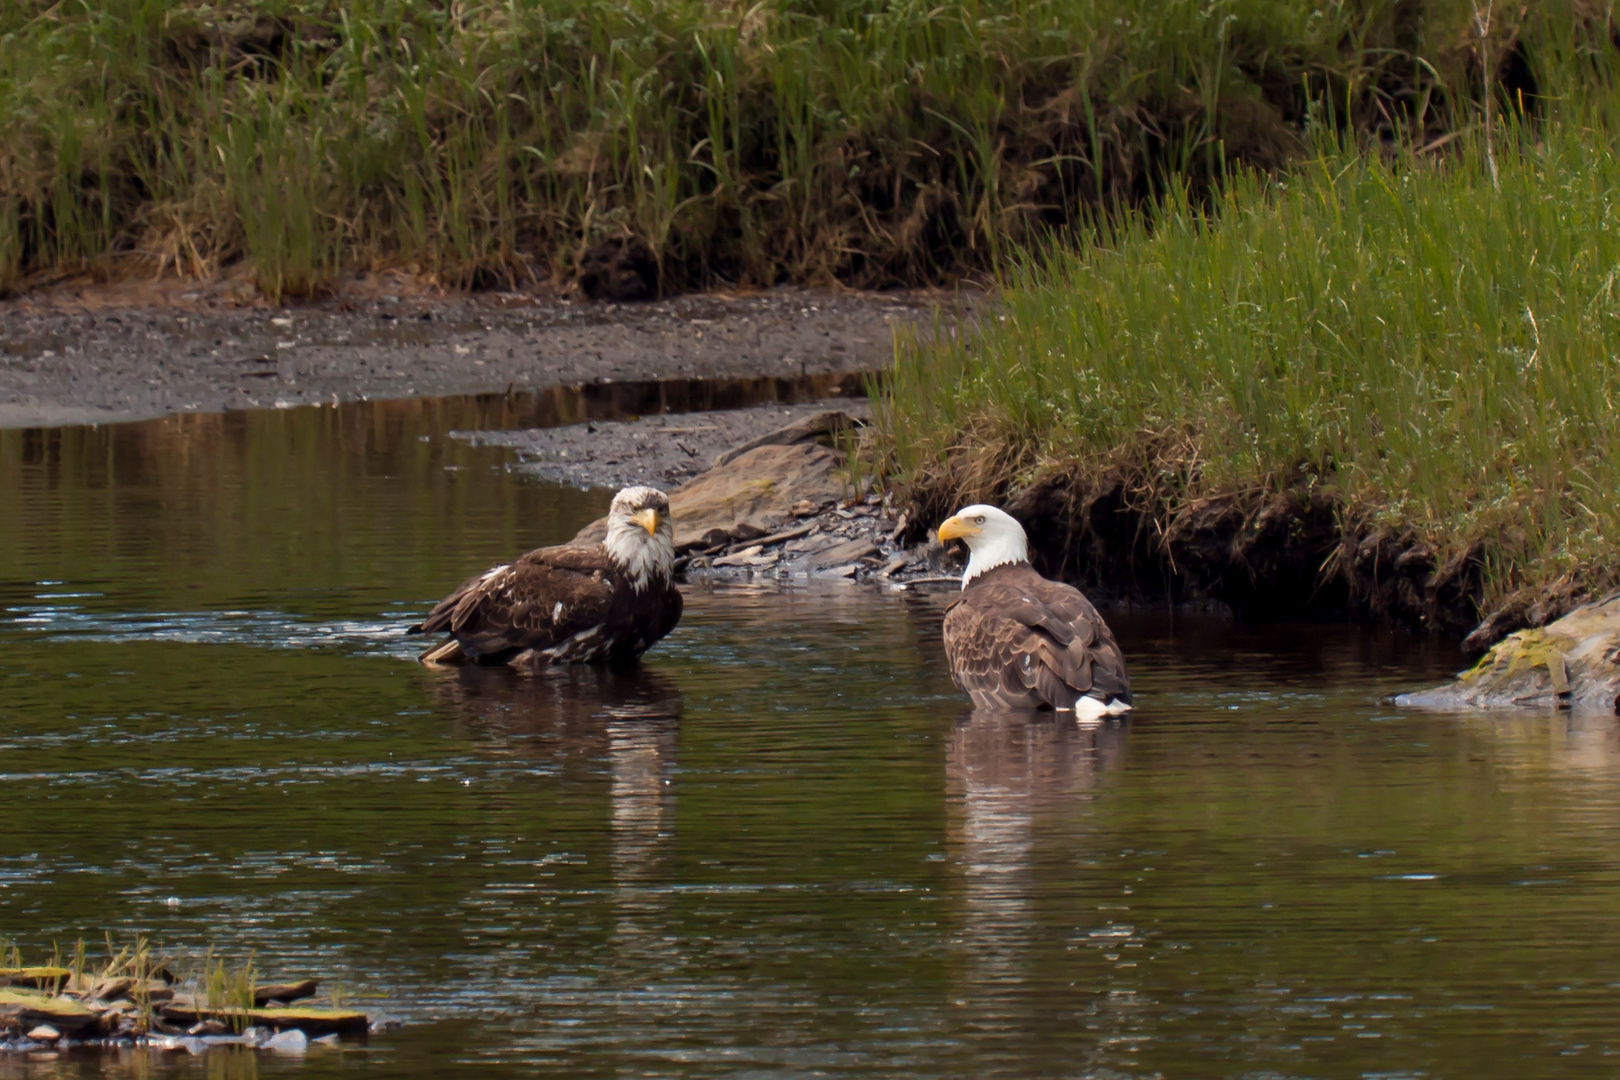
left=0, top=282, right=962, bottom=428
left=901, top=469, right=1590, bottom=656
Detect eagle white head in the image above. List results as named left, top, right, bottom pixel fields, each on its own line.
left=603, top=485, right=675, bottom=592
left=936, top=504, right=1030, bottom=588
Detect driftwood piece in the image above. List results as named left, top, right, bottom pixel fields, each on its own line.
left=88, top=977, right=134, bottom=1002
left=254, top=979, right=318, bottom=1006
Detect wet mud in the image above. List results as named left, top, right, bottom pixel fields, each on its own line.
left=0, top=284, right=963, bottom=429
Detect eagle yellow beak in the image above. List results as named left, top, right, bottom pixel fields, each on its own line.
left=936, top=515, right=978, bottom=543
left=630, top=507, right=663, bottom=536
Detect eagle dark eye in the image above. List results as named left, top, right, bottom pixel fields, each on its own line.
left=974, top=515, right=985, bottom=524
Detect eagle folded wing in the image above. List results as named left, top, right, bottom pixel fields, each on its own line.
left=411, top=546, right=618, bottom=663
left=944, top=577, right=1130, bottom=709
left=1021, top=585, right=1130, bottom=705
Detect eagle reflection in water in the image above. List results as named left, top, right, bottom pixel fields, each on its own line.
left=423, top=662, right=681, bottom=910
left=946, top=708, right=1126, bottom=1016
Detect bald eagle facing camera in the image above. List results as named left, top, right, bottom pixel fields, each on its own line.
left=936, top=504, right=1131, bottom=718
left=409, top=485, right=682, bottom=666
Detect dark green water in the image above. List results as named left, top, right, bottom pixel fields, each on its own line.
left=4, top=401, right=1620, bottom=1078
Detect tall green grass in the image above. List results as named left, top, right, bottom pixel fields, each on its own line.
left=878, top=97, right=1620, bottom=604
left=0, top=0, right=1589, bottom=300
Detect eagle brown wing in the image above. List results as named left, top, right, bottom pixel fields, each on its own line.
left=652, top=584, right=684, bottom=648
left=410, top=544, right=620, bottom=664
left=942, top=564, right=1129, bottom=710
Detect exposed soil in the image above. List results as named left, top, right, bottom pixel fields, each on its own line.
left=0, top=276, right=970, bottom=428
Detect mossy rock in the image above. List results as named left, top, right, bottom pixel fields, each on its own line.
left=159, top=1002, right=369, bottom=1036
left=1399, top=593, right=1620, bottom=712
left=0, top=967, right=70, bottom=990
left=0, top=988, right=100, bottom=1031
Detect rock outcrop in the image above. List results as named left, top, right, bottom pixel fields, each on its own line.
left=1397, top=593, right=1620, bottom=713
left=570, top=410, right=961, bottom=584
left=572, top=411, right=858, bottom=552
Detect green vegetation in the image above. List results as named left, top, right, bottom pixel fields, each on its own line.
left=878, top=92, right=1620, bottom=622
left=0, top=936, right=362, bottom=1037
left=0, top=0, right=1572, bottom=301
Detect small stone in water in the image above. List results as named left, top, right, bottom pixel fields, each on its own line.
left=312, top=1033, right=341, bottom=1045
left=26, top=1026, right=59, bottom=1042
left=264, top=1029, right=308, bottom=1054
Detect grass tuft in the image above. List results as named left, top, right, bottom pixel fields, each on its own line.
left=0, top=0, right=1607, bottom=296
left=878, top=88, right=1620, bottom=619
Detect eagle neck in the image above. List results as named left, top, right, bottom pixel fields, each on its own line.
left=961, top=542, right=1029, bottom=588
left=603, top=523, right=674, bottom=593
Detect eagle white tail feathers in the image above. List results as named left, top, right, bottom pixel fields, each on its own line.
left=1070, top=695, right=1132, bottom=721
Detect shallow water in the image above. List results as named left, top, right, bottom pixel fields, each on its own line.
left=4, top=403, right=1620, bottom=1078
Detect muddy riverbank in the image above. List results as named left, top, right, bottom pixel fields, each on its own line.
left=0, top=281, right=965, bottom=428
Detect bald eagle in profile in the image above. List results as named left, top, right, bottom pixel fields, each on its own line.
left=409, top=485, right=682, bottom=666
left=936, top=505, right=1131, bottom=718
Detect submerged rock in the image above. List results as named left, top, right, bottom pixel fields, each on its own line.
left=263, top=1028, right=309, bottom=1054
left=1397, top=593, right=1620, bottom=713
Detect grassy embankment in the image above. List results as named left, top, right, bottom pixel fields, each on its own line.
left=878, top=87, right=1620, bottom=646
left=0, top=0, right=1534, bottom=303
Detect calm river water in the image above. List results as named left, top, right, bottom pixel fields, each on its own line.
left=3, top=400, right=1620, bottom=1078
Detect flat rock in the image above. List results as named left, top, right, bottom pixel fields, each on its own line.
left=0, top=990, right=99, bottom=1032
left=25, top=1025, right=59, bottom=1042
left=0, top=969, right=69, bottom=990
left=1398, top=592, right=1620, bottom=712
left=159, top=1003, right=370, bottom=1037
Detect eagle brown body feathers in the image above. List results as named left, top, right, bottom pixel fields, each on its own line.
left=409, top=543, right=682, bottom=666
left=942, top=563, right=1130, bottom=712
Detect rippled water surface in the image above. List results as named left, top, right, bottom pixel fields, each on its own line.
left=5, top=403, right=1620, bottom=1078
